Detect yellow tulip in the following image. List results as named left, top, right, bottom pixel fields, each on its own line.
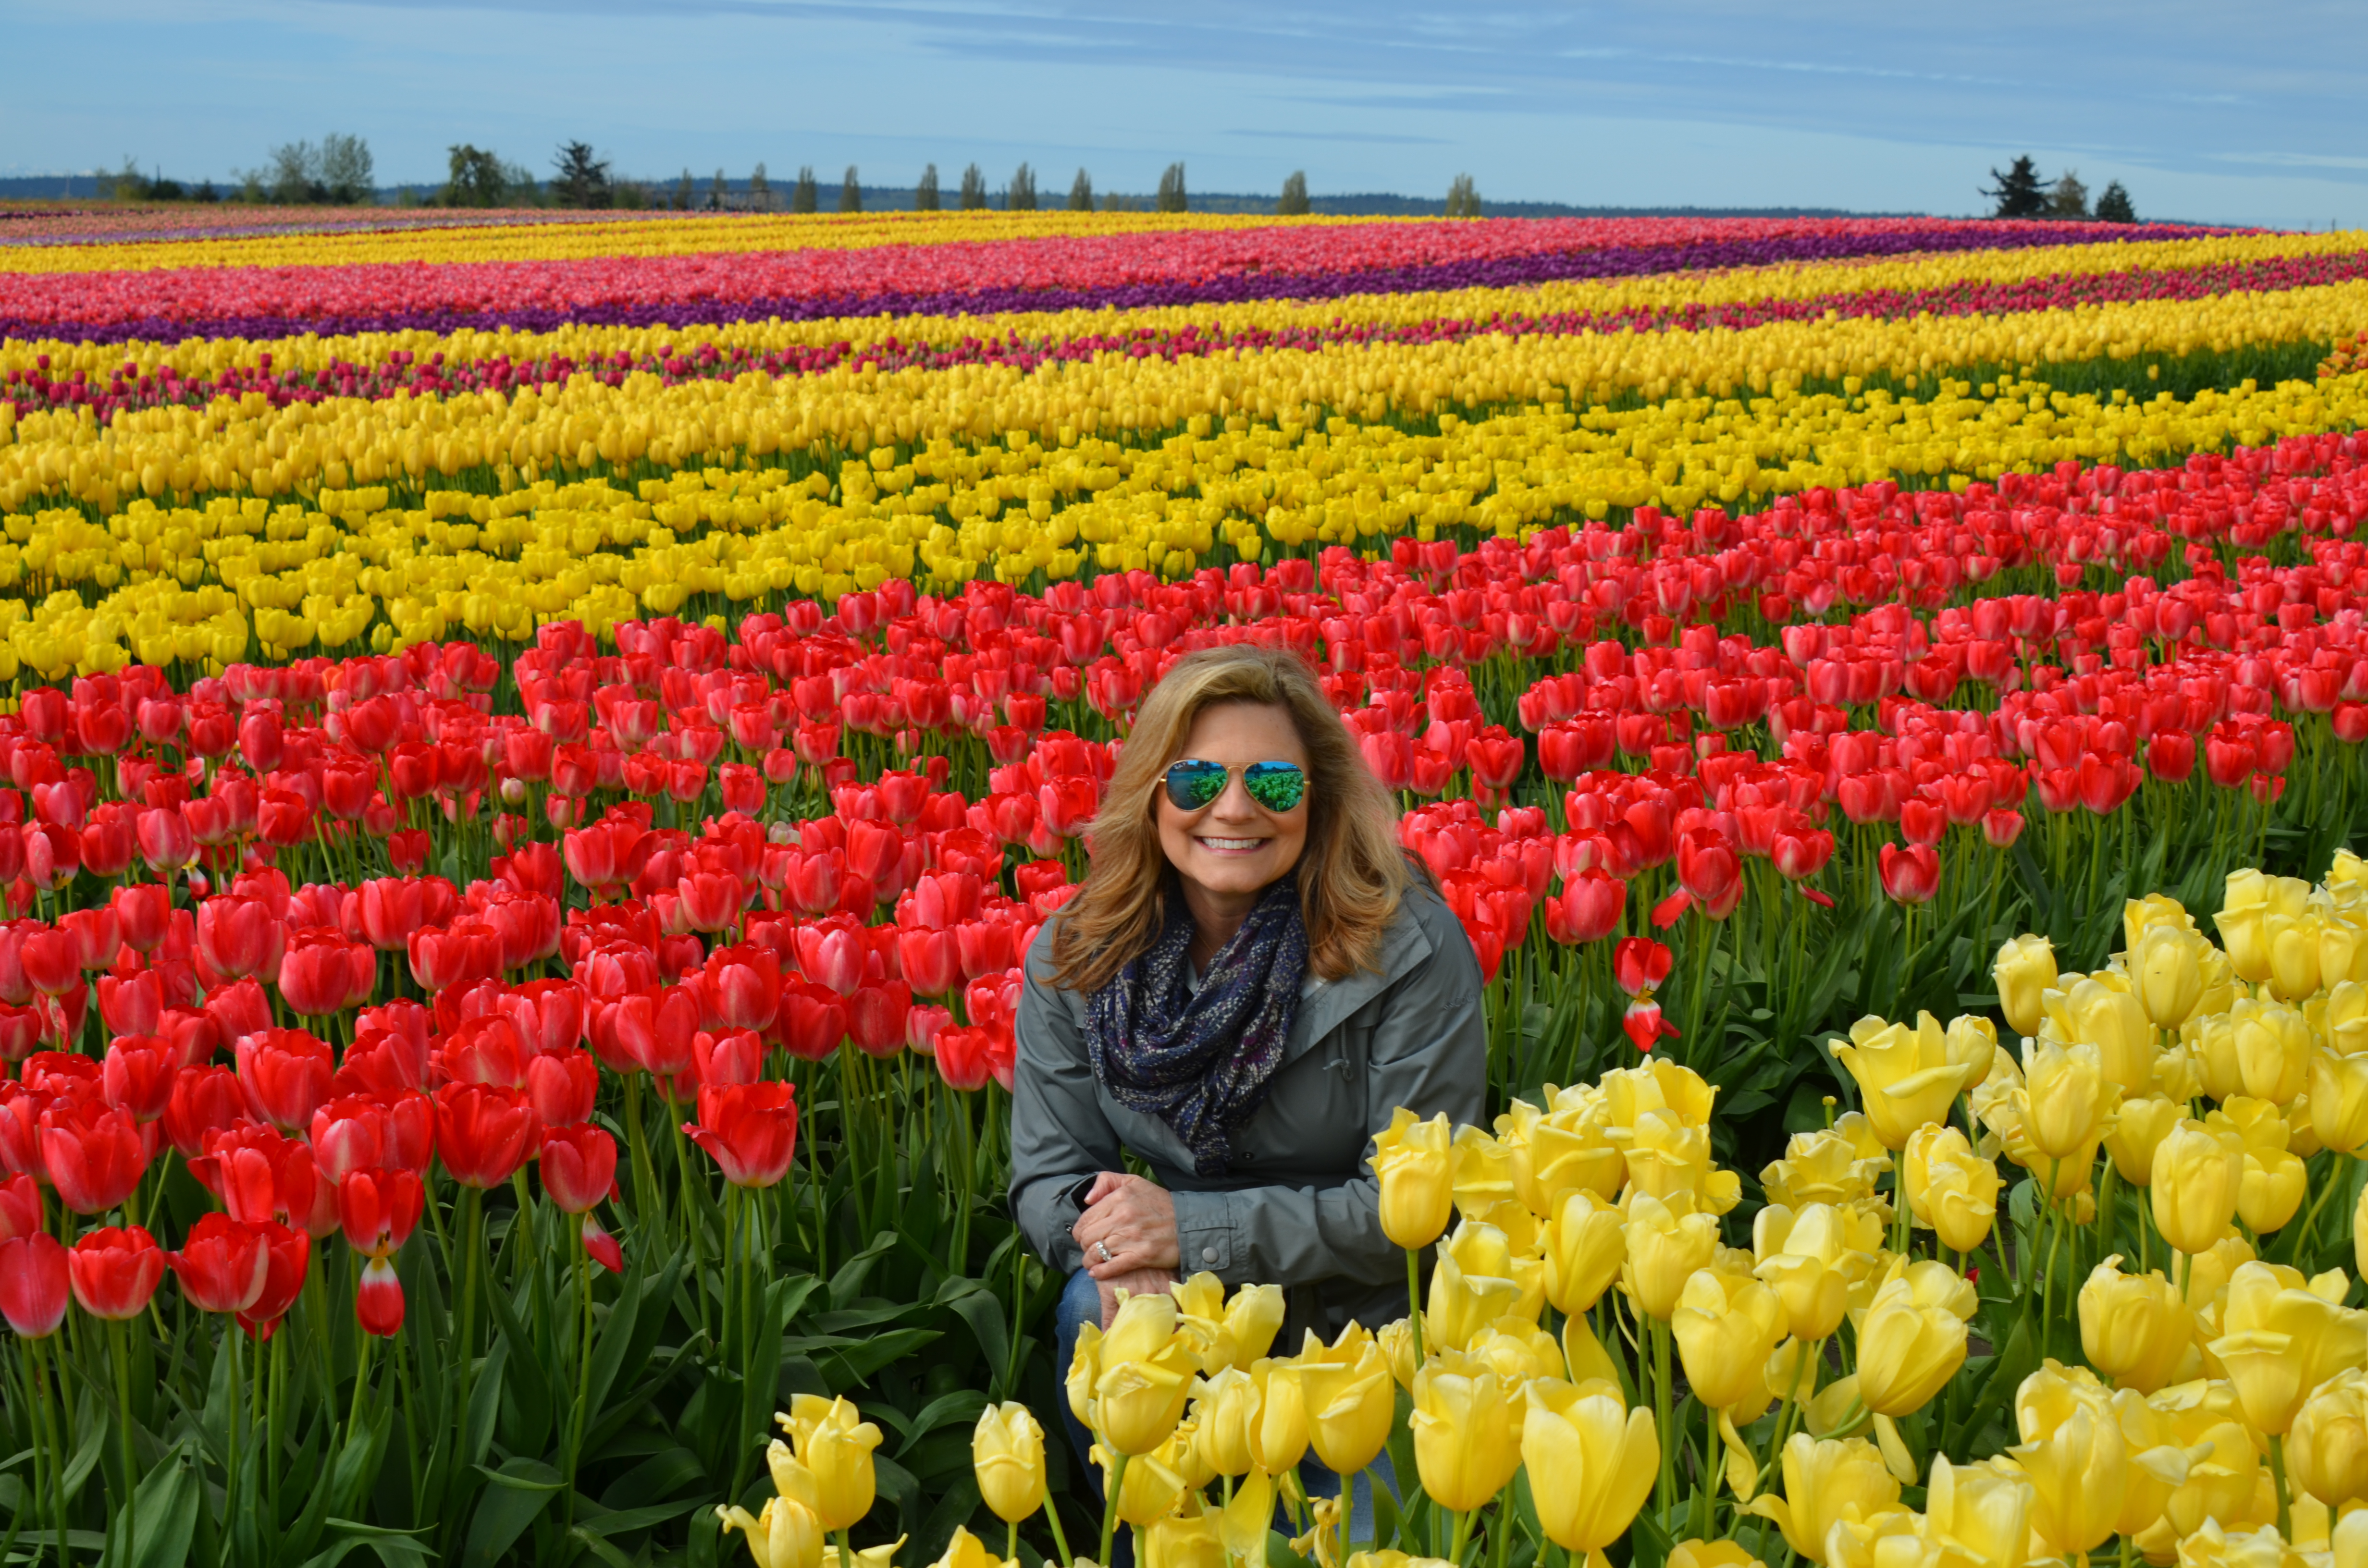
left=2062, top=974, right=2157, bottom=1091
left=1095, top=1438, right=1188, bottom=1529
left=1218, top=1282, right=1285, bottom=1371
left=2020, top=1037, right=2120, bottom=1159
left=1921, top=1454, right=2036, bottom=1568
left=2131, top=922, right=2212, bottom=1033
left=1408, top=1350, right=1523, bottom=1513
left=1465, top=1319, right=1565, bottom=1387
left=2170, top=1521, right=2310, bottom=1568
left=1852, top=1265, right=1968, bottom=1417
left=820, top=1533, right=905, bottom=1568
left=1750, top=1204, right=1861, bottom=1343
left=1298, top=1329, right=1395, bottom=1476
left=1673, top=1266, right=1788, bottom=1411
left=1370, top=1107, right=1455, bottom=1250
left=1900, top=1125, right=2000, bottom=1255
left=2105, top=1093, right=2184, bottom=1185
left=2232, top=996, right=2313, bottom=1103
left=2268, top=908, right=2328, bottom=1002
left=1192, top=1366, right=1259, bottom=1477
left=801, top=1397, right=885, bottom=1531
left=1760, top=1120, right=1891, bottom=1211
left=1943, top=1014, right=1999, bottom=1091
left=1376, top=1319, right=1418, bottom=1393
left=1498, top=1097, right=1624, bottom=1218
left=2309, top=1046, right=2368, bottom=1154
left=1745, top=1434, right=1900, bottom=1565
left=1561, top=1313, right=1625, bottom=1394
left=717, top=1494, right=826, bottom=1568
left=1995, top=935, right=2058, bottom=1040
left=1829, top=1012, right=1974, bottom=1150
left=1543, top=1190, right=1628, bottom=1315
left=2287, top=1366, right=2368, bottom=1506
left=2140, top=1378, right=2262, bottom=1549
left=1220, top=1469, right=1275, bottom=1565
left=971, top=1402, right=1046, bottom=1524
left=2317, top=980, right=2368, bottom=1057
left=2010, top=1376, right=2127, bottom=1558
left=1519, top=1379, right=1658, bottom=1556
left=1247, top=1356, right=1310, bottom=1474
left=2126, top=893, right=2197, bottom=951
left=1620, top=1108, right=1739, bottom=1213
left=1142, top=1513, right=1225, bottom=1568
left=1664, top=1544, right=1764, bottom=1568
left=927, top=1526, right=1006, bottom=1568
left=1591, top=1059, right=1719, bottom=1133
left=1087, top=1292, right=1203, bottom=1456
left=2357, top=1179, right=2368, bottom=1285
left=2207, top=1260, right=2368, bottom=1435
left=1426, top=1222, right=1531, bottom=1351
left=2150, top=1116, right=2246, bottom=1255
left=2337, top=1507, right=2368, bottom=1568
left=2218, top=869, right=2310, bottom=985
left=2077, top=1257, right=2193, bottom=1394
left=2238, top=1145, right=2307, bottom=1234
left=1621, top=1191, right=1721, bottom=1321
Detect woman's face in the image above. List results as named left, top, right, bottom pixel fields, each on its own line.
left=1154, top=701, right=1310, bottom=902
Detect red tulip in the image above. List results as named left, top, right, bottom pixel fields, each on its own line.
left=0, top=1232, right=69, bottom=1337
left=703, top=944, right=782, bottom=1031
left=356, top=1256, right=405, bottom=1336
left=38, top=1100, right=148, bottom=1215
left=162, top=1065, right=248, bottom=1158
left=897, top=928, right=960, bottom=997
left=683, top=1081, right=798, bottom=1188
left=0, top=1172, right=42, bottom=1239
left=1613, top=937, right=1673, bottom=998
left=136, top=807, right=197, bottom=871
left=311, top=1091, right=434, bottom=1178
left=204, top=976, right=274, bottom=1054
left=19, top=927, right=79, bottom=998
left=192, top=1122, right=327, bottom=1235
left=580, top=1214, right=624, bottom=1274
left=111, top=883, right=175, bottom=956
left=237, top=1221, right=310, bottom=1338
left=525, top=1049, right=598, bottom=1127
left=196, top=895, right=285, bottom=983
left=436, top=1013, right=530, bottom=1090
left=165, top=1213, right=271, bottom=1315
left=1622, top=997, right=1674, bottom=1054
left=335, top=1167, right=424, bottom=1255
left=1878, top=842, right=1941, bottom=905
left=408, top=919, right=502, bottom=992
left=538, top=1123, right=617, bottom=1213
left=1674, top=831, right=1741, bottom=920
left=795, top=922, right=865, bottom=996
left=496, top=979, right=588, bottom=1057
left=235, top=1027, right=333, bottom=1132
left=433, top=1082, right=538, bottom=1188
left=1981, top=808, right=2027, bottom=849
left=692, top=1028, right=765, bottom=1087
left=778, top=985, right=847, bottom=1063
left=935, top=1026, right=1012, bottom=1092
left=612, top=986, right=701, bottom=1077
left=849, top=981, right=910, bottom=1058
left=1771, top=830, right=1836, bottom=881
left=278, top=928, right=376, bottom=1018
left=1544, top=870, right=1625, bottom=945
left=68, top=1225, right=164, bottom=1320
left=906, top=1004, right=951, bottom=1058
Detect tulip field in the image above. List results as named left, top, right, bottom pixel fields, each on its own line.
left=2, top=201, right=2368, bottom=1568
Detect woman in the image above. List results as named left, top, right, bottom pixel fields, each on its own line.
left=1009, top=643, right=1486, bottom=1502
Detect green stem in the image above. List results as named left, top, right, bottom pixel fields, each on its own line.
left=449, top=1185, right=487, bottom=1537
left=2269, top=1433, right=2293, bottom=1541
left=1407, top=1247, right=1426, bottom=1364
left=1098, top=1450, right=1130, bottom=1568
left=1447, top=1507, right=1475, bottom=1567
left=1042, top=1483, right=1075, bottom=1568
left=1651, top=1317, right=1675, bottom=1512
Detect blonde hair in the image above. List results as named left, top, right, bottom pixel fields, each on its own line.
left=1048, top=644, right=1414, bottom=994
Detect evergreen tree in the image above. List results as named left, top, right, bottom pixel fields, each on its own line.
left=2047, top=171, right=2089, bottom=220
left=750, top=162, right=769, bottom=207
left=445, top=146, right=510, bottom=208
left=2095, top=180, right=2136, bottom=223
left=551, top=142, right=613, bottom=209
left=1156, top=161, right=1187, bottom=213
left=791, top=165, right=817, bottom=213
left=672, top=168, right=695, bottom=210
left=1277, top=170, right=1309, bottom=216
left=1445, top=173, right=1480, bottom=218
left=1067, top=168, right=1093, bottom=212
left=915, top=163, right=940, bottom=211
left=1983, top=156, right=2048, bottom=219
left=1002, top=163, right=1034, bottom=211
left=959, top=163, right=987, bottom=210
left=194, top=180, right=220, bottom=203
left=841, top=166, right=862, bottom=212
left=709, top=168, right=729, bottom=210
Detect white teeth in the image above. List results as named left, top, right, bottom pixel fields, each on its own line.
left=1198, top=837, right=1265, bottom=850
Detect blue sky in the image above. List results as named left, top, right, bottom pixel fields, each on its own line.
left=7, top=0, right=2365, bottom=228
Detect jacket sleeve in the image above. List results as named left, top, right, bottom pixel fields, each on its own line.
left=1167, top=893, right=1488, bottom=1292
left=1008, top=921, right=1122, bottom=1274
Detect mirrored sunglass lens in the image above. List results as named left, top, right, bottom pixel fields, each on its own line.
left=1168, top=761, right=1225, bottom=808
left=1244, top=763, right=1306, bottom=811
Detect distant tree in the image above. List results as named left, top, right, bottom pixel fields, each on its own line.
left=791, top=165, right=817, bottom=213
left=109, top=157, right=150, bottom=202
left=319, top=134, right=373, bottom=202
left=265, top=140, right=322, bottom=203
left=1445, top=173, right=1480, bottom=218
left=193, top=180, right=220, bottom=203
left=444, top=145, right=510, bottom=208
left=613, top=181, right=651, bottom=210
left=959, top=163, right=987, bottom=210
left=2047, top=171, right=2090, bottom=220
left=2095, top=180, right=2136, bottom=224
left=1155, top=162, right=1186, bottom=213
left=1067, top=168, right=1093, bottom=212
left=750, top=163, right=770, bottom=208
left=150, top=177, right=185, bottom=200
left=501, top=158, right=540, bottom=204
left=671, top=168, right=695, bottom=210
left=916, top=163, right=940, bottom=211
left=1007, top=163, right=1036, bottom=211
left=840, top=166, right=862, bottom=212
left=551, top=142, right=613, bottom=209
left=1277, top=170, right=1309, bottom=216
left=1983, top=156, right=2048, bottom=219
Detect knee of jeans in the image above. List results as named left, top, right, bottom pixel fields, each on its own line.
left=1055, top=1267, right=1099, bottom=1344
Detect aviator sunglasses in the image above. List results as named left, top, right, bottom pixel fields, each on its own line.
left=1163, top=759, right=1308, bottom=814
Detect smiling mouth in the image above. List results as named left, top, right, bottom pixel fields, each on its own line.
left=1196, top=836, right=1268, bottom=851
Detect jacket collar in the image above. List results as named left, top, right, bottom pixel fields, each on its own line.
left=1281, top=894, right=1434, bottom=1066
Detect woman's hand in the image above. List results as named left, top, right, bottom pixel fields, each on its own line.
left=1072, top=1171, right=1179, bottom=1281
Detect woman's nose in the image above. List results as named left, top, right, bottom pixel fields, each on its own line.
left=1208, top=775, right=1260, bottom=820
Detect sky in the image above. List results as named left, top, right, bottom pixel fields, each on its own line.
left=6, top=0, right=2365, bottom=228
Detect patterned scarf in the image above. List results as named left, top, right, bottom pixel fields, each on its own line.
left=1085, top=874, right=1309, bottom=1178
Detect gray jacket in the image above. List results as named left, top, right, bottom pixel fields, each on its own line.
left=1008, top=880, right=1487, bottom=1342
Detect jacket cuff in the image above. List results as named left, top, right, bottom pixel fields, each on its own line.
left=1171, top=1189, right=1236, bottom=1276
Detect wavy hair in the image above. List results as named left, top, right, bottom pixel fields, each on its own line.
left=1047, top=644, right=1414, bottom=995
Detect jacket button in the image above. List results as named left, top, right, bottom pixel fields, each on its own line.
left=1201, top=1247, right=1218, bottom=1264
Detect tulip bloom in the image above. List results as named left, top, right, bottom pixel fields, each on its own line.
left=277, top=929, right=376, bottom=1018
left=235, top=1027, right=334, bottom=1132
left=683, top=1081, right=799, bottom=1188
left=1369, top=1105, right=1455, bottom=1250
left=238, top=1221, right=311, bottom=1337
left=2288, top=1366, right=2368, bottom=1507
left=2150, top=1117, right=2245, bottom=1255
left=1746, top=1434, right=1900, bottom=1563
left=0, top=1231, right=70, bottom=1337
left=433, top=1083, right=538, bottom=1189
left=1298, top=1331, right=1395, bottom=1475
left=1673, top=1267, right=1787, bottom=1411
left=68, top=1225, right=165, bottom=1319
left=101, top=1033, right=179, bottom=1122
left=972, top=1401, right=1049, bottom=1524
left=539, top=1123, right=618, bottom=1213
left=1409, top=1350, right=1524, bottom=1512
left=38, top=1099, right=148, bottom=1215
left=1520, top=1380, right=1658, bottom=1559
left=165, top=1213, right=271, bottom=1315
left=336, top=1166, right=426, bottom=1257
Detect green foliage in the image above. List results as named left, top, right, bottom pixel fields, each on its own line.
left=751, top=162, right=770, bottom=206
left=549, top=142, right=613, bottom=210
left=1155, top=161, right=1187, bottom=213
left=959, top=163, right=987, bottom=210
left=841, top=166, right=863, bottom=213
left=2048, top=170, right=2090, bottom=220
left=916, top=163, right=940, bottom=212
left=1445, top=172, right=1480, bottom=218
left=1066, top=168, right=1093, bottom=213
left=792, top=165, right=818, bottom=214
left=1984, top=155, right=2048, bottom=219
left=1277, top=170, right=1309, bottom=216
left=445, top=145, right=513, bottom=209
left=2096, top=180, right=2137, bottom=223
left=1007, top=163, right=1036, bottom=211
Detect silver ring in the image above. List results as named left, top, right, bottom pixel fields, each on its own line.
left=1096, top=1241, right=1112, bottom=1263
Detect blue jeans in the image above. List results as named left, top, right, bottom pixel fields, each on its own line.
left=1054, top=1270, right=1396, bottom=1552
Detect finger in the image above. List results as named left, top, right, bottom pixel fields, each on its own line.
left=1084, top=1171, right=1126, bottom=1206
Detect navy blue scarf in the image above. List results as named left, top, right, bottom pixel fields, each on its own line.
left=1085, top=875, right=1309, bottom=1177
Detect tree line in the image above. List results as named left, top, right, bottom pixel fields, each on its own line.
left=1983, top=155, right=2137, bottom=223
